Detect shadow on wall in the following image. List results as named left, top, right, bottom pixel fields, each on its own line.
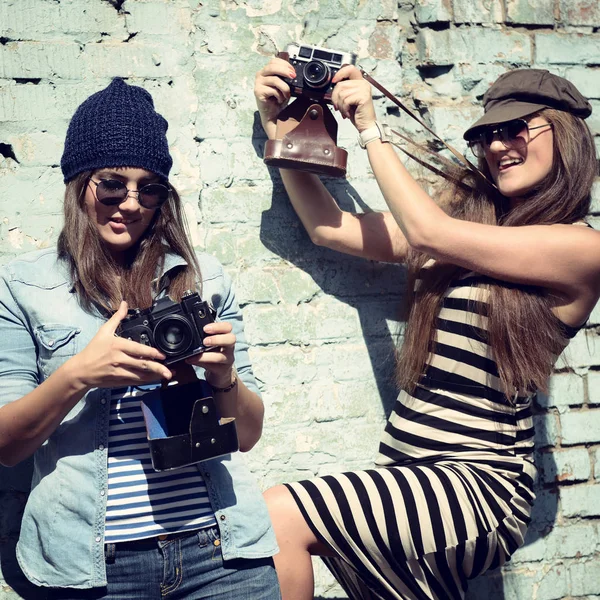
left=0, top=460, right=48, bottom=599
left=251, top=112, right=405, bottom=422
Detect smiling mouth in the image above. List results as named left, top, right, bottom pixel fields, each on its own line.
left=110, top=218, right=137, bottom=225
left=498, top=158, right=524, bottom=172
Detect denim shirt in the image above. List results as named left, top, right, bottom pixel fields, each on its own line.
left=0, top=248, right=278, bottom=589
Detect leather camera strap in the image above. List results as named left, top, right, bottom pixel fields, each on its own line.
left=360, top=69, right=495, bottom=189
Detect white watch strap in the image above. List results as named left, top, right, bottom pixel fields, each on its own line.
left=358, top=121, right=390, bottom=149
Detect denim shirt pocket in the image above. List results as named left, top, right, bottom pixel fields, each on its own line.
left=34, top=325, right=81, bottom=379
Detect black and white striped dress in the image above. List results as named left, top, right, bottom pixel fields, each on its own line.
left=286, top=266, right=572, bottom=600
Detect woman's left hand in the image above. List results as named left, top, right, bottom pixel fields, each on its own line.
left=184, top=321, right=236, bottom=388
left=331, top=65, right=377, bottom=133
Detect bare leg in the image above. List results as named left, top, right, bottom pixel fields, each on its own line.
left=264, top=485, right=334, bottom=600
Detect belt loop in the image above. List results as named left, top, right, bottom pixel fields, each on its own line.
left=105, top=542, right=116, bottom=564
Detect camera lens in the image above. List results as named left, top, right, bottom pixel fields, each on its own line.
left=304, top=60, right=330, bottom=88
left=154, top=315, right=194, bottom=356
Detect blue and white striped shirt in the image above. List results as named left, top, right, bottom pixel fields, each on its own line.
left=104, top=387, right=216, bottom=543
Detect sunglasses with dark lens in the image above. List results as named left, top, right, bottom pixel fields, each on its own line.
left=88, top=178, right=171, bottom=209
left=467, top=119, right=552, bottom=158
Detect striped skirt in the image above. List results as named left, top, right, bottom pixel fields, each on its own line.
left=285, top=460, right=533, bottom=600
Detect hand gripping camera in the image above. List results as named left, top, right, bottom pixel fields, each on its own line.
left=117, top=292, right=238, bottom=470
left=283, top=43, right=356, bottom=103
left=117, top=291, right=216, bottom=365
left=263, top=43, right=357, bottom=178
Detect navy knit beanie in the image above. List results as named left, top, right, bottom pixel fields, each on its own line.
left=60, top=78, right=173, bottom=183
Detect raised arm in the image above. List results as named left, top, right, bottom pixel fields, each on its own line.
left=254, top=58, right=408, bottom=264
left=330, top=66, right=600, bottom=327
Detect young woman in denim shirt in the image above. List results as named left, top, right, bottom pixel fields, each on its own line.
left=0, top=79, right=279, bottom=599
left=255, top=60, right=600, bottom=599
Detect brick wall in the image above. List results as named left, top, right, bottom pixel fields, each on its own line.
left=1, top=1, right=599, bottom=598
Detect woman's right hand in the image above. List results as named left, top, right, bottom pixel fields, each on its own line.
left=66, top=301, right=172, bottom=390
left=254, top=57, right=297, bottom=140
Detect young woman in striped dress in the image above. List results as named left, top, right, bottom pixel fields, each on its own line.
left=254, top=60, right=600, bottom=599
left=0, top=79, right=280, bottom=598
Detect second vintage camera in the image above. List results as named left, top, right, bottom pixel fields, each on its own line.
left=117, top=291, right=216, bottom=365
left=283, top=43, right=356, bottom=102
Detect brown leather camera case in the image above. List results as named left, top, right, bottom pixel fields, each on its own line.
left=264, top=95, right=348, bottom=178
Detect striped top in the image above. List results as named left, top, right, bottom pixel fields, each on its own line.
left=377, top=263, right=564, bottom=473
left=104, top=387, right=216, bottom=543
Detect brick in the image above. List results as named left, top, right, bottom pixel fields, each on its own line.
left=124, top=2, right=193, bottom=36
left=242, top=298, right=362, bottom=345
left=200, top=184, right=292, bottom=226
left=417, top=29, right=531, bottom=66
left=561, top=483, right=600, bottom=517
left=535, top=563, right=570, bottom=600
left=452, top=0, right=503, bottom=24
left=536, top=372, right=585, bottom=410
left=506, top=0, right=555, bottom=25
left=414, top=0, right=451, bottom=24
left=0, top=0, right=127, bottom=40
left=570, top=558, right=600, bottom=596
left=588, top=372, right=600, bottom=405
left=235, top=268, right=282, bottom=305
left=540, top=448, right=591, bottom=483
left=510, top=527, right=546, bottom=562
left=536, top=32, right=600, bottom=65
left=533, top=413, right=559, bottom=447
left=560, top=410, right=600, bottom=445
left=530, top=487, right=560, bottom=529
left=563, top=67, right=600, bottom=100
left=250, top=345, right=319, bottom=387
left=84, top=42, right=185, bottom=78
left=429, top=105, right=494, bottom=147
left=3, top=129, right=65, bottom=167
left=556, top=329, right=599, bottom=369
left=0, top=41, right=84, bottom=79
left=194, top=19, right=257, bottom=56
left=368, top=22, right=401, bottom=60
left=559, top=0, right=600, bottom=26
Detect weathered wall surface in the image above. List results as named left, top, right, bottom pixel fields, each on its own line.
left=1, top=1, right=599, bottom=598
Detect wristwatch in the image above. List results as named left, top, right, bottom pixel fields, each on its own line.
left=358, top=121, right=391, bottom=149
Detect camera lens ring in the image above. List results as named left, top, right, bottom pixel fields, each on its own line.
left=304, top=60, right=330, bottom=88
left=154, top=315, right=195, bottom=356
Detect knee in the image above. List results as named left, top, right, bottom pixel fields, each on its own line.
left=264, top=484, right=294, bottom=522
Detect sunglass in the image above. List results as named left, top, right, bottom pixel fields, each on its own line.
left=467, top=119, right=553, bottom=158
left=88, top=178, right=171, bottom=209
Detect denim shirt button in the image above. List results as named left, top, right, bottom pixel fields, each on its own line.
left=219, top=514, right=226, bottom=521
left=48, top=340, right=54, bottom=347
left=98, top=444, right=105, bottom=451
left=100, top=398, right=106, bottom=405
left=95, top=537, right=101, bottom=543
left=100, top=490, right=105, bottom=496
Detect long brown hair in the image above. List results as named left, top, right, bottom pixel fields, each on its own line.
left=57, top=171, right=201, bottom=313
left=396, top=108, right=598, bottom=397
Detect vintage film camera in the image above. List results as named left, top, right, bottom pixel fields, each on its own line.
left=263, top=43, right=357, bottom=178
left=117, top=291, right=216, bottom=365
left=283, top=43, right=356, bottom=102
left=118, top=293, right=238, bottom=470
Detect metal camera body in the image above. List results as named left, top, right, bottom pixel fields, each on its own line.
left=117, top=291, right=215, bottom=365
left=284, top=43, right=357, bottom=103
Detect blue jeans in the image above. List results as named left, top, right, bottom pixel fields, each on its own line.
left=48, top=526, right=281, bottom=600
